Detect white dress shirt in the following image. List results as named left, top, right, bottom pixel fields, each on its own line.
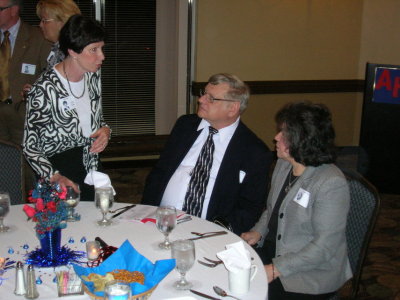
left=161, top=117, right=240, bottom=218
left=54, top=67, right=92, bottom=137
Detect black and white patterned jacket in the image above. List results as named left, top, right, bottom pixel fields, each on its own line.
left=23, top=68, right=107, bottom=180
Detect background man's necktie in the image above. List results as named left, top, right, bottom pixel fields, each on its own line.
left=183, top=126, right=218, bottom=216
left=0, top=31, right=11, bottom=102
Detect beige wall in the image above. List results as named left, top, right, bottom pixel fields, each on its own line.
left=195, top=0, right=363, bottom=80
left=359, top=0, right=400, bottom=76
left=194, top=0, right=398, bottom=148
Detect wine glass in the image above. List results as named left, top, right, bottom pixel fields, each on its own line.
left=95, top=187, right=114, bottom=226
left=171, top=239, right=195, bottom=290
left=64, top=186, right=80, bottom=222
left=156, top=206, right=176, bottom=249
left=0, top=192, right=11, bottom=232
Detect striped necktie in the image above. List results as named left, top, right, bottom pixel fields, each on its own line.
left=0, top=31, right=11, bottom=102
left=183, top=126, right=218, bottom=216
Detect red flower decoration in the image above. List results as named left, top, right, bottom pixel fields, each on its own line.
left=23, top=205, right=36, bottom=218
left=22, top=180, right=68, bottom=238
left=36, top=198, right=44, bottom=211
left=47, top=201, right=57, bottom=213
left=57, top=187, right=67, bottom=200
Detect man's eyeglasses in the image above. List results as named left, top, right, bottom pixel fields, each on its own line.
left=40, top=18, right=55, bottom=24
left=199, top=89, right=239, bottom=103
left=0, top=5, right=14, bottom=11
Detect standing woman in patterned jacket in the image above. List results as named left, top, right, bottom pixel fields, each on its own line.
left=23, top=15, right=110, bottom=201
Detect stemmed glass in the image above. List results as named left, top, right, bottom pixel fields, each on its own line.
left=171, top=239, right=195, bottom=290
left=95, top=187, right=114, bottom=226
left=0, top=192, right=11, bottom=232
left=156, top=206, right=176, bottom=249
left=64, top=186, right=80, bottom=222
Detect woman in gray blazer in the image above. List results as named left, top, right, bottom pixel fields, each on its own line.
left=241, top=102, right=352, bottom=299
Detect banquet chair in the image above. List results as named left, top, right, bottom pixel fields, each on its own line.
left=329, top=169, right=380, bottom=300
left=0, top=139, right=26, bottom=204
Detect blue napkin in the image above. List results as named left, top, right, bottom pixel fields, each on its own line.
left=73, top=239, right=175, bottom=297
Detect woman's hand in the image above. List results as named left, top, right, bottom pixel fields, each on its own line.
left=265, top=264, right=280, bottom=283
left=90, top=126, right=111, bottom=153
left=50, top=173, right=79, bottom=193
left=21, top=84, right=32, bottom=101
left=240, top=231, right=262, bottom=245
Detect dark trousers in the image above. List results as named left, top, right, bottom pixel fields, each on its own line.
left=48, top=147, right=96, bottom=201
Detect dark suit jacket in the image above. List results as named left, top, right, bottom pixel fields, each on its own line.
left=142, top=114, right=273, bottom=235
left=10, top=21, right=51, bottom=104
left=0, top=21, right=51, bottom=145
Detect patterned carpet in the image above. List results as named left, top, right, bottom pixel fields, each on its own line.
left=106, top=166, right=400, bottom=300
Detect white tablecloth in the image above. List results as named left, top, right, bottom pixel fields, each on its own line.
left=0, top=203, right=268, bottom=300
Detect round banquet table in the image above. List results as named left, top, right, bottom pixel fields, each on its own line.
left=0, top=203, right=268, bottom=300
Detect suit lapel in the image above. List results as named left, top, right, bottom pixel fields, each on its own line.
left=206, top=121, right=244, bottom=216
left=171, top=117, right=202, bottom=173
left=270, top=160, right=292, bottom=208
left=10, top=22, right=29, bottom=72
left=277, top=162, right=317, bottom=209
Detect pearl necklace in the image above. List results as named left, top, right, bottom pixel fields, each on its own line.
left=284, top=169, right=300, bottom=193
left=63, top=62, right=86, bottom=99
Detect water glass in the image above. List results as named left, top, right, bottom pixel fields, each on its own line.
left=156, top=206, right=176, bottom=249
left=171, top=239, right=195, bottom=290
left=95, top=187, right=114, bottom=226
left=64, top=186, right=80, bottom=222
left=0, top=192, right=10, bottom=232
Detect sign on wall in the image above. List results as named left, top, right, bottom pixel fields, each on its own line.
left=373, top=66, right=400, bottom=104
left=361, top=63, right=400, bottom=194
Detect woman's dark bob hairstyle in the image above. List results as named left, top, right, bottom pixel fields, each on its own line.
left=59, top=14, right=106, bottom=56
left=275, top=101, right=336, bottom=167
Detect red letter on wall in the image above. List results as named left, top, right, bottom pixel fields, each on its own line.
left=392, top=77, right=400, bottom=98
left=376, top=69, right=392, bottom=91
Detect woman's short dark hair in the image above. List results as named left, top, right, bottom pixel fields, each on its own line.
left=59, top=15, right=106, bottom=56
left=275, top=101, right=336, bottom=166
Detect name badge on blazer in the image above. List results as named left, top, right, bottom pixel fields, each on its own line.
left=59, top=96, right=76, bottom=113
left=293, top=188, right=310, bottom=208
left=21, top=63, right=36, bottom=75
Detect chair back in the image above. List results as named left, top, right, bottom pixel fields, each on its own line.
left=342, top=169, right=380, bottom=299
left=0, top=139, right=26, bottom=204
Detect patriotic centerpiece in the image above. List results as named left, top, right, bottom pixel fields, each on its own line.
left=23, top=180, right=84, bottom=267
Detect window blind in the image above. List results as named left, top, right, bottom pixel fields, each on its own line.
left=21, top=0, right=156, bottom=137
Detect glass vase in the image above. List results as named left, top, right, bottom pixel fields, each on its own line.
left=39, top=228, right=61, bottom=262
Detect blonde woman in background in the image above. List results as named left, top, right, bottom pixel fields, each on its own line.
left=22, top=0, right=80, bottom=98
left=37, top=0, right=81, bottom=70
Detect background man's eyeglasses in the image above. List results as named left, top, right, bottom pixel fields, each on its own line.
left=0, top=5, right=14, bottom=12
left=40, top=18, right=55, bottom=24
left=199, top=89, right=239, bottom=103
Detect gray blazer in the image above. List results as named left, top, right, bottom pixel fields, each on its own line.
left=252, top=159, right=352, bottom=294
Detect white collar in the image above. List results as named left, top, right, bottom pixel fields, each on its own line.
left=197, top=117, right=240, bottom=143
left=3, top=18, right=20, bottom=38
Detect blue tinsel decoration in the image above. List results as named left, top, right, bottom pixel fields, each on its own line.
left=26, top=246, right=85, bottom=267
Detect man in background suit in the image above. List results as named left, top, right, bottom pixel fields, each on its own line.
left=142, top=73, right=273, bottom=235
left=0, top=0, right=51, bottom=145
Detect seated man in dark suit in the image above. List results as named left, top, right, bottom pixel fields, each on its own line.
left=142, top=73, right=273, bottom=235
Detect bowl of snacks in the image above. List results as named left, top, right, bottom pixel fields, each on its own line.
left=73, top=240, right=175, bottom=299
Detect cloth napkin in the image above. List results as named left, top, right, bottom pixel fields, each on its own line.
left=84, top=170, right=116, bottom=195
left=216, top=241, right=251, bottom=272
left=119, top=205, right=185, bottom=223
left=73, top=240, right=175, bottom=297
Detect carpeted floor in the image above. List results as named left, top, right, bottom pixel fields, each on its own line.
left=106, top=166, right=400, bottom=300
